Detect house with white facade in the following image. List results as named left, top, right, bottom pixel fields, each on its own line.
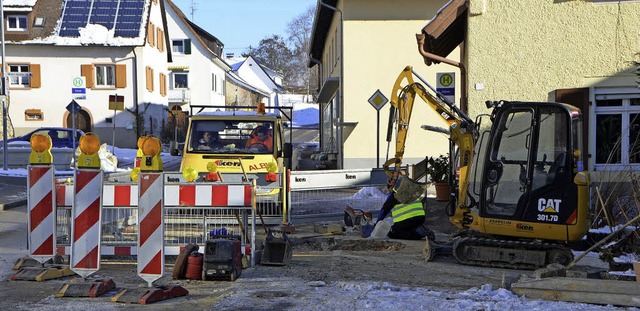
left=3, top=0, right=170, bottom=148
left=226, top=56, right=286, bottom=107
left=164, top=0, right=229, bottom=109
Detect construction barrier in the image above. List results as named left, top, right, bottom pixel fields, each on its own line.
left=137, top=172, right=164, bottom=287
left=70, top=169, right=103, bottom=279
left=51, top=174, right=256, bottom=260
left=27, top=165, right=56, bottom=263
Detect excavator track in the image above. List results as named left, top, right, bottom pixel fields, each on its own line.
left=451, top=235, right=574, bottom=270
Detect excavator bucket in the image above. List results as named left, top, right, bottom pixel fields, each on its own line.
left=261, top=230, right=292, bottom=266
left=394, top=175, right=428, bottom=204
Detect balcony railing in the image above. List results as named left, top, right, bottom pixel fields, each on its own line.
left=168, top=89, right=190, bottom=103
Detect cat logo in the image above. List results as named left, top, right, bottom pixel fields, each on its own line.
left=537, top=198, right=561, bottom=213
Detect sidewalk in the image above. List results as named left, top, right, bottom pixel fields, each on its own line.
left=0, top=176, right=27, bottom=211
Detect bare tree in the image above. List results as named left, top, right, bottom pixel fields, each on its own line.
left=244, top=35, right=294, bottom=87
left=286, top=5, right=317, bottom=95
left=243, top=5, right=318, bottom=94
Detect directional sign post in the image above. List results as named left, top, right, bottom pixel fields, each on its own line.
left=66, top=100, right=82, bottom=167
left=368, top=90, right=389, bottom=168
left=108, top=95, right=125, bottom=155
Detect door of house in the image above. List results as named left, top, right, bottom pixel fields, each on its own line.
left=66, top=109, right=91, bottom=133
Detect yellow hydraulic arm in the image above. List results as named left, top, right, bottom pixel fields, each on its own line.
left=384, top=66, right=476, bottom=226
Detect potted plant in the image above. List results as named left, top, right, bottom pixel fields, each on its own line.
left=426, top=154, right=450, bottom=201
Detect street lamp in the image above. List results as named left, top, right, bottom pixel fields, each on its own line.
left=1, top=0, right=8, bottom=170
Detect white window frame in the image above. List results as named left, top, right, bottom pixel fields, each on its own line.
left=7, top=15, right=27, bottom=31
left=8, top=64, right=30, bottom=88
left=95, top=65, right=115, bottom=88
left=172, top=72, right=188, bottom=89
left=172, top=40, right=185, bottom=54
left=593, top=88, right=640, bottom=171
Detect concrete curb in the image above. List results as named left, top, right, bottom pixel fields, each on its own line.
left=0, top=199, right=27, bottom=211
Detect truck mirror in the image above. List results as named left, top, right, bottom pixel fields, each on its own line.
left=283, top=143, right=293, bottom=158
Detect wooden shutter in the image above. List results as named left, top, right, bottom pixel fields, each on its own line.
left=147, top=23, right=155, bottom=47
left=115, top=64, right=126, bottom=88
left=157, top=29, right=164, bottom=52
left=160, top=73, right=166, bottom=96
left=81, top=64, right=94, bottom=88
left=184, top=39, right=191, bottom=54
left=555, top=87, right=590, bottom=167
left=30, top=64, right=41, bottom=88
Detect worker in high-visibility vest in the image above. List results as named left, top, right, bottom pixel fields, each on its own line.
left=376, top=173, right=434, bottom=240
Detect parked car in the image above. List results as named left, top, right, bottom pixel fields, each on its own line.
left=0, top=127, right=85, bottom=148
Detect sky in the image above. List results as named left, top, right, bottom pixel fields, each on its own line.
left=172, top=0, right=318, bottom=56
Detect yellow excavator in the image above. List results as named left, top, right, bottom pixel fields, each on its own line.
left=385, top=66, right=592, bottom=269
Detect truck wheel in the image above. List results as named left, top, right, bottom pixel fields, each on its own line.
left=230, top=266, right=237, bottom=281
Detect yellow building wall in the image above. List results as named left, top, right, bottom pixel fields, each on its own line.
left=466, top=0, right=640, bottom=117
left=335, top=0, right=461, bottom=169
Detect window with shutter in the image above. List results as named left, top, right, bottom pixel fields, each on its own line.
left=184, top=39, right=191, bottom=54
left=81, top=64, right=94, bottom=88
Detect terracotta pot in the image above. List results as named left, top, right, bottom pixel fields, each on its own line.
left=434, top=182, right=450, bottom=202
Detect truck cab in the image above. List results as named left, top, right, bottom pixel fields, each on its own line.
left=180, top=105, right=292, bottom=224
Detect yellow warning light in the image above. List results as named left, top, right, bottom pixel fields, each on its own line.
left=257, top=103, right=266, bottom=114
left=29, top=133, right=53, bottom=165
left=77, top=133, right=101, bottom=169
left=30, top=133, right=52, bottom=152
left=265, top=162, right=278, bottom=182
left=139, top=135, right=163, bottom=172
left=141, top=136, right=161, bottom=156
left=266, top=162, right=278, bottom=173
left=130, top=167, right=140, bottom=182
left=79, top=133, right=100, bottom=155
left=206, top=161, right=218, bottom=173
left=183, top=166, right=198, bottom=182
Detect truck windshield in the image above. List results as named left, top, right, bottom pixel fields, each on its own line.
left=187, top=120, right=274, bottom=154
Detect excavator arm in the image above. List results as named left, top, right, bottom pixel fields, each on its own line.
left=384, top=66, right=476, bottom=226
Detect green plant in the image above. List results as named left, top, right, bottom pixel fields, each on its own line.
left=426, top=154, right=449, bottom=183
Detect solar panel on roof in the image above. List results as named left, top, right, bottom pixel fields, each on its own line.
left=59, top=0, right=145, bottom=38
left=114, top=0, right=144, bottom=38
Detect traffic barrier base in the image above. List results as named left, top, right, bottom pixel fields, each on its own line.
left=11, top=265, right=75, bottom=281
left=56, top=278, right=116, bottom=297
left=13, top=255, right=65, bottom=270
left=111, top=285, right=189, bottom=304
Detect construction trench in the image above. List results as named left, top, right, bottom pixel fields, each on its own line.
left=4, top=195, right=640, bottom=308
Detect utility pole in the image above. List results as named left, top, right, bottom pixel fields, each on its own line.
left=1, top=0, right=8, bottom=170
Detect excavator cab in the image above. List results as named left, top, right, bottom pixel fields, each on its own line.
left=476, top=101, right=586, bottom=241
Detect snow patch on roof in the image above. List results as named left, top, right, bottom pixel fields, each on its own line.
left=18, top=23, right=145, bottom=46
left=3, top=0, right=36, bottom=6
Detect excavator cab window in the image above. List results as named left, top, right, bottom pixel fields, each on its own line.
left=483, top=108, right=534, bottom=217
left=480, top=103, right=576, bottom=222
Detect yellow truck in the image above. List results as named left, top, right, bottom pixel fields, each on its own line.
left=178, top=104, right=293, bottom=224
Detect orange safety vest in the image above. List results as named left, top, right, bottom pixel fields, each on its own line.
left=246, top=131, right=272, bottom=151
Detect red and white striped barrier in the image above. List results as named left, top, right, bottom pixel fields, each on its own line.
left=70, top=169, right=103, bottom=279
left=55, top=183, right=74, bottom=207
left=137, top=173, right=164, bottom=287
left=102, top=183, right=139, bottom=206
left=164, top=184, right=252, bottom=207
left=27, top=166, right=56, bottom=263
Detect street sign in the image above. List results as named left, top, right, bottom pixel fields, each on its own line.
left=436, top=72, right=455, bottom=104
left=109, top=95, right=124, bottom=111
left=170, top=104, right=182, bottom=115
left=66, top=100, right=81, bottom=114
left=72, top=77, right=86, bottom=100
left=368, top=89, right=388, bottom=111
